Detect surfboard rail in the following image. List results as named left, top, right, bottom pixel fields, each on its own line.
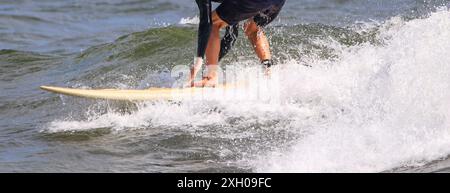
left=40, top=84, right=241, bottom=101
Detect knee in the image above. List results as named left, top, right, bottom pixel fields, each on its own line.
left=212, top=13, right=227, bottom=30
left=212, top=21, right=226, bottom=30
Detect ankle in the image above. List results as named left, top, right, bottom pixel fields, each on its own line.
left=261, top=59, right=274, bottom=68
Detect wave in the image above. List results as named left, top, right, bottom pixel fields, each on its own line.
left=38, top=7, right=450, bottom=172
left=254, top=7, right=450, bottom=172
left=0, top=49, right=60, bottom=82
left=0, top=14, right=51, bottom=23
left=58, top=22, right=378, bottom=88
left=179, top=16, right=199, bottom=25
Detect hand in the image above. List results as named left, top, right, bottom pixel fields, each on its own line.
left=185, top=57, right=204, bottom=87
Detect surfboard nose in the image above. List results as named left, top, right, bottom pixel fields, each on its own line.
left=40, top=86, right=52, bottom=91
left=40, top=86, right=61, bottom=93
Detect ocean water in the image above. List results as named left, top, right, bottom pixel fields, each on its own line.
left=0, top=0, right=450, bottom=172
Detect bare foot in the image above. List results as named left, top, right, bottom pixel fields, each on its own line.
left=184, top=79, right=195, bottom=88
left=192, top=76, right=218, bottom=87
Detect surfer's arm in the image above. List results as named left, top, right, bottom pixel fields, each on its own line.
left=189, top=0, right=212, bottom=86
left=195, top=0, right=212, bottom=59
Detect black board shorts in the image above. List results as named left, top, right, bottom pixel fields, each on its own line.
left=216, top=0, right=286, bottom=26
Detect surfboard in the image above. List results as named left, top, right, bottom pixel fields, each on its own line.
left=40, top=84, right=240, bottom=101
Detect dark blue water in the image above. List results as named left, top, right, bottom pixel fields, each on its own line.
left=1, top=0, right=450, bottom=172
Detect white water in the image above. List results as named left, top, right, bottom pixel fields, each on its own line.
left=179, top=16, right=199, bottom=25
left=46, top=8, right=450, bottom=172
left=256, top=8, right=450, bottom=172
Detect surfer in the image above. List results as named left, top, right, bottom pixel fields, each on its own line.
left=188, top=0, right=286, bottom=87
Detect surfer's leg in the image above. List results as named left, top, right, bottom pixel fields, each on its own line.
left=246, top=1, right=285, bottom=75
left=195, top=0, right=286, bottom=86
left=244, top=20, right=271, bottom=62
left=215, top=0, right=275, bottom=65
left=193, top=11, right=227, bottom=87
left=205, top=11, right=228, bottom=67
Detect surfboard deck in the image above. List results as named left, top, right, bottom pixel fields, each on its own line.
left=40, top=84, right=240, bottom=101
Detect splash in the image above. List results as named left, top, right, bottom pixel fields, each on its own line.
left=45, top=8, right=450, bottom=172
left=179, top=16, right=199, bottom=25
left=255, top=8, right=450, bottom=172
